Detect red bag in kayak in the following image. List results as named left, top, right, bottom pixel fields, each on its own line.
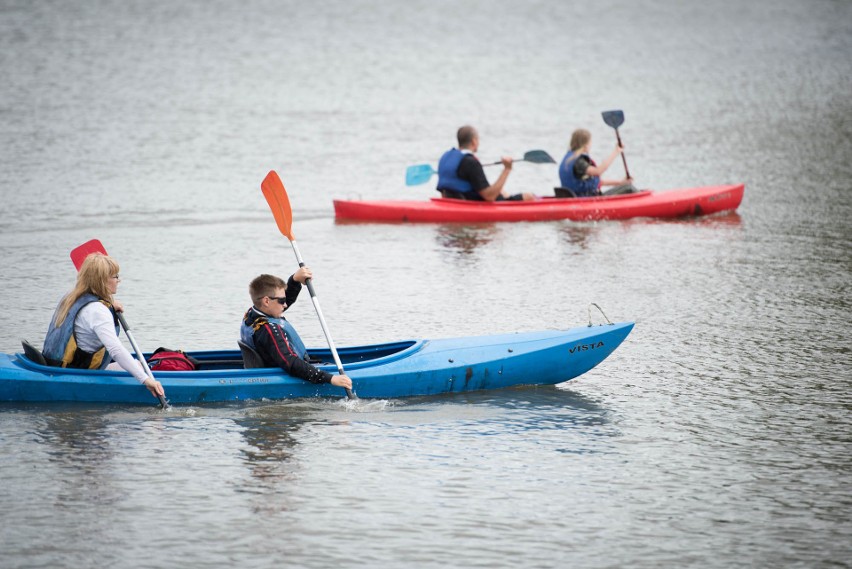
left=146, top=348, right=199, bottom=371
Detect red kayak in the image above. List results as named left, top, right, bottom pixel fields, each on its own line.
left=334, top=184, right=744, bottom=223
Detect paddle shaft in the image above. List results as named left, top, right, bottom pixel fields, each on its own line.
left=613, top=128, right=631, bottom=179
left=288, top=239, right=355, bottom=400
left=116, top=312, right=169, bottom=408
left=484, top=156, right=530, bottom=166
left=407, top=150, right=554, bottom=185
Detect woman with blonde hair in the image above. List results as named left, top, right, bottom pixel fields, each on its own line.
left=42, top=253, right=165, bottom=400
left=557, top=128, right=634, bottom=197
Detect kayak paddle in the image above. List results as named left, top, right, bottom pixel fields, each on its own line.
left=260, top=170, right=356, bottom=400
left=70, top=239, right=169, bottom=409
left=405, top=164, right=437, bottom=186
left=405, top=149, right=556, bottom=186
left=601, top=109, right=632, bottom=179
left=484, top=149, right=556, bottom=166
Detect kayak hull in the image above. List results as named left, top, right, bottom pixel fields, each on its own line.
left=0, top=322, right=633, bottom=404
left=334, top=184, right=744, bottom=223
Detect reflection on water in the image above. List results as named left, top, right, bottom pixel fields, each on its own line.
left=394, top=386, right=614, bottom=447
left=38, top=407, right=121, bottom=511
left=411, top=384, right=607, bottom=416
left=556, top=211, right=744, bottom=253
left=235, top=404, right=312, bottom=475
left=222, top=403, right=318, bottom=516
left=40, top=406, right=115, bottom=465
left=435, top=223, right=500, bottom=256
left=239, top=413, right=301, bottom=464
left=558, top=223, right=602, bottom=250
left=634, top=211, right=744, bottom=228
left=686, top=211, right=742, bottom=227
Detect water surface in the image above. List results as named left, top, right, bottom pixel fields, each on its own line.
left=1, top=0, right=850, bottom=567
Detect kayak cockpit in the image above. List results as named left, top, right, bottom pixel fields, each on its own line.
left=191, top=339, right=424, bottom=371
left=14, top=339, right=425, bottom=373
left=311, top=340, right=422, bottom=366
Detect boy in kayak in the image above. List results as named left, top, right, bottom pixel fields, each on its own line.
left=43, top=253, right=166, bottom=401
left=437, top=125, right=535, bottom=202
left=240, top=271, right=352, bottom=389
left=557, top=128, right=635, bottom=196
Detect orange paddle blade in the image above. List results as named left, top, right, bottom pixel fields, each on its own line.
left=70, top=239, right=107, bottom=271
left=261, top=170, right=294, bottom=240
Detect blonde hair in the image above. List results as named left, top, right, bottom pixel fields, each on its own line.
left=569, top=128, right=591, bottom=152
left=54, top=253, right=119, bottom=326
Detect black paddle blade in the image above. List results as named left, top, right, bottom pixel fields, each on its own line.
left=522, top=150, right=556, bottom=164
left=602, top=110, right=625, bottom=129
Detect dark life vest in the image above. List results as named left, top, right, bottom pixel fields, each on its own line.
left=43, top=293, right=119, bottom=369
left=558, top=151, right=600, bottom=196
left=436, top=148, right=474, bottom=194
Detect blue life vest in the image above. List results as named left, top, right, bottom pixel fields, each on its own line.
left=43, top=293, right=119, bottom=369
left=241, top=308, right=308, bottom=360
left=436, top=148, right=474, bottom=194
left=558, top=151, right=600, bottom=196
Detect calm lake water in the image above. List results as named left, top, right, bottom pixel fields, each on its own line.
left=1, top=0, right=850, bottom=567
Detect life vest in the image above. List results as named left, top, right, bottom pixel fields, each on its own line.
left=436, top=148, right=474, bottom=194
left=558, top=151, right=600, bottom=197
left=240, top=307, right=308, bottom=360
left=43, top=293, right=119, bottom=369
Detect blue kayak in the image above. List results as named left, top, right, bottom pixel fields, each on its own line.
left=0, top=322, right=633, bottom=405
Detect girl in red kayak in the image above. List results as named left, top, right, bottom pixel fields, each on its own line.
left=557, top=128, right=634, bottom=197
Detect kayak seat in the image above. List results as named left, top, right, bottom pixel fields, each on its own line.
left=192, top=359, right=240, bottom=371
left=21, top=340, right=48, bottom=366
left=602, top=183, right=639, bottom=195
left=554, top=187, right=578, bottom=198
left=238, top=340, right=267, bottom=369
left=305, top=354, right=326, bottom=365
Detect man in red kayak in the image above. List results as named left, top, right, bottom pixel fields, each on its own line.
left=436, top=125, right=535, bottom=202
left=240, top=272, right=352, bottom=389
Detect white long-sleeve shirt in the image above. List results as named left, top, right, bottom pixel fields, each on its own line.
left=74, top=302, right=148, bottom=383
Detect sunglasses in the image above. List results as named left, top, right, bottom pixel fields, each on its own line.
left=267, top=296, right=288, bottom=305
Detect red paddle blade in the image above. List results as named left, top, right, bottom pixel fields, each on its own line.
left=70, top=239, right=107, bottom=271
left=261, top=170, right=294, bottom=240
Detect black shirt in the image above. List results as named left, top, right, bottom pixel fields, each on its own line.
left=457, top=154, right=490, bottom=193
